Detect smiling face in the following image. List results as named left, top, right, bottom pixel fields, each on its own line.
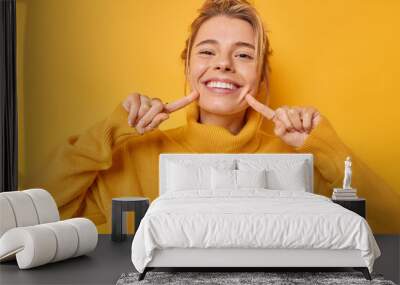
left=188, top=15, right=259, bottom=116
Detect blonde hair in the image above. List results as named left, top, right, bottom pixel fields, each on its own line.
left=181, top=0, right=273, bottom=98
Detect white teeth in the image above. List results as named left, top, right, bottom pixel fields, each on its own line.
left=206, top=81, right=237, bottom=90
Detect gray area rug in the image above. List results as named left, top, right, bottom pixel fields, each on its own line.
left=116, top=271, right=396, bottom=285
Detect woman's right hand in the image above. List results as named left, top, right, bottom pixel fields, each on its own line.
left=121, top=90, right=199, bottom=135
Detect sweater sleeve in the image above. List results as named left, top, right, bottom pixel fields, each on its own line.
left=32, top=103, right=140, bottom=223
left=293, top=114, right=400, bottom=234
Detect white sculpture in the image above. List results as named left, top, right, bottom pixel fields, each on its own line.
left=342, top=156, right=352, bottom=189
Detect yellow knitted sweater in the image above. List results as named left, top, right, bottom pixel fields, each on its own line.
left=34, top=101, right=400, bottom=234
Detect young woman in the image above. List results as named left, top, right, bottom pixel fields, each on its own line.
left=35, top=0, right=399, bottom=234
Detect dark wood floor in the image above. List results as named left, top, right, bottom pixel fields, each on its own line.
left=0, top=234, right=398, bottom=284
left=373, top=235, right=400, bottom=284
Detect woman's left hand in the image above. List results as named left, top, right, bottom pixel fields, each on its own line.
left=245, top=94, right=321, bottom=148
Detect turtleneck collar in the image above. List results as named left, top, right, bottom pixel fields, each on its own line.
left=181, top=99, right=264, bottom=153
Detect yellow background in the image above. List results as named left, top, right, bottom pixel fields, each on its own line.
left=16, top=0, right=400, bottom=224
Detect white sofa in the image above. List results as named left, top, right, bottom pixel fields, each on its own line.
left=0, top=189, right=98, bottom=269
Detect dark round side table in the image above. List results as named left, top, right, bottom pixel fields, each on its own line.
left=111, top=197, right=149, bottom=242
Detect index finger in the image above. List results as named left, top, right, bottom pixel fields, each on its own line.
left=163, top=90, right=199, bottom=113
left=245, top=94, right=276, bottom=120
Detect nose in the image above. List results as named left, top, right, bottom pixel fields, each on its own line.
left=213, top=53, right=234, bottom=72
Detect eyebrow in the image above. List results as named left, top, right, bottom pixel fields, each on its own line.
left=195, top=39, right=255, bottom=50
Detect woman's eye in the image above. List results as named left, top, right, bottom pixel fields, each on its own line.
left=199, top=50, right=214, bottom=56
left=236, top=53, right=253, bottom=59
